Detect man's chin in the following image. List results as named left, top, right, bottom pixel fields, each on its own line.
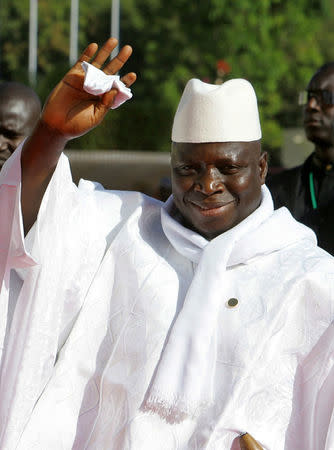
left=188, top=216, right=236, bottom=240
left=305, top=130, right=332, bottom=147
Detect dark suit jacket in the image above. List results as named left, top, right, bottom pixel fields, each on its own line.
left=267, top=153, right=334, bottom=255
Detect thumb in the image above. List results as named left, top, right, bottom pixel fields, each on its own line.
left=101, top=88, right=119, bottom=109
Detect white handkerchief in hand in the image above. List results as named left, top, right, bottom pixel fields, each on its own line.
left=81, top=61, right=133, bottom=109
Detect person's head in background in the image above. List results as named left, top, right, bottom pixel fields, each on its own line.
left=0, top=81, right=41, bottom=169
left=303, top=62, right=334, bottom=164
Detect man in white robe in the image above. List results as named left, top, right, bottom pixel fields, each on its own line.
left=0, top=38, right=334, bottom=450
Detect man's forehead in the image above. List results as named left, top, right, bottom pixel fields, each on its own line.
left=0, top=99, right=34, bottom=131
left=0, top=96, right=26, bottom=113
left=309, top=69, right=334, bottom=90
left=172, top=141, right=260, bottom=161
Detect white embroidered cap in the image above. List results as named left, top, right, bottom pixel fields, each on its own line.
left=171, top=78, right=261, bottom=143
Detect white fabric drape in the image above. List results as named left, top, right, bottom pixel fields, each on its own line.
left=142, top=187, right=317, bottom=423
left=0, top=146, right=118, bottom=448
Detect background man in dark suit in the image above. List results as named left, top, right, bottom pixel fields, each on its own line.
left=268, top=63, right=334, bottom=254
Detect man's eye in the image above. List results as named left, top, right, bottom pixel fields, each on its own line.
left=175, top=165, right=195, bottom=175
left=221, top=166, right=239, bottom=174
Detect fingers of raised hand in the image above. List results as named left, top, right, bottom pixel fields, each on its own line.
left=103, top=45, right=133, bottom=75
left=121, top=72, right=137, bottom=88
left=77, top=38, right=133, bottom=76
left=68, top=38, right=136, bottom=109
left=90, top=37, right=119, bottom=68
left=78, top=42, right=99, bottom=63
left=100, top=72, right=136, bottom=108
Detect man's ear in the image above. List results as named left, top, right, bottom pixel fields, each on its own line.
left=259, top=152, right=268, bottom=184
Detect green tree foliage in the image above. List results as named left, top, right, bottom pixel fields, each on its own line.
left=0, top=0, right=332, bottom=160
left=0, top=0, right=30, bottom=82
left=316, top=0, right=334, bottom=63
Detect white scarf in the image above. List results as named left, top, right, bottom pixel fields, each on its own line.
left=142, top=185, right=316, bottom=423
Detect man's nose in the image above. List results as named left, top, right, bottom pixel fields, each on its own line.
left=195, top=167, right=224, bottom=194
left=306, top=95, right=321, bottom=110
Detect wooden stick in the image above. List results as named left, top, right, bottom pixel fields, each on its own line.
left=239, top=432, right=263, bottom=450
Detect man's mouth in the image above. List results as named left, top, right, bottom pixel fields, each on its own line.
left=304, top=116, right=322, bottom=126
left=190, top=200, right=235, bottom=216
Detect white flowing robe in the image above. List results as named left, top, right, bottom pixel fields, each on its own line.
left=0, top=147, right=334, bottom=450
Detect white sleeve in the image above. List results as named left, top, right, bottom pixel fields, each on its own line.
left=0, top=144, right=37, bottom=291
left=312, top=323, right=334, bottom=450
left=286, top=322, right=334, bottom=450
left=0, top=143, right=114, bottom=448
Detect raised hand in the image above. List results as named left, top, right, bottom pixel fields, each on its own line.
left=21, top=38, right=136, bottom=234
left=41, top=37, right=136, bottom=140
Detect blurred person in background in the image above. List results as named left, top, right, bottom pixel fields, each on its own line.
left=268, top=63, right=334, bottom=254
left=0, top=81, right=41, bottom=170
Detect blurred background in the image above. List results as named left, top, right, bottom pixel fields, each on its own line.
left=1, top=0, right=334, bottom=195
